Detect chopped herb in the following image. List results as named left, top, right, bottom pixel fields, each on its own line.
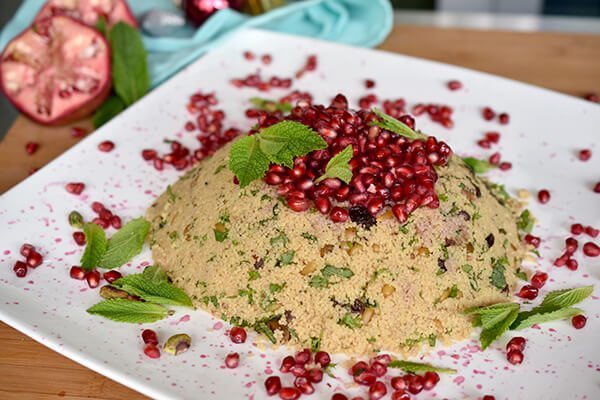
left=248, top=270, right=261, bottom=281
left=310, top=336, right=321, bottom=353
left=254, top=321, right=277, bottom=344
left=276, top=250, right=295, bottom=266
left=270, top=231, right=289, bottom=247
left=338, top=313, right=362, bottom=329
left=269, top=283, right=285, bottom=293
left=463, top=157, right=496, bottom=174
left=515, top=269, right=528, bottom=281
left=301, top=232, right=318, bottom=243
left=214, top=228, right=229, bottom=242
left=166, top=185, right=176, bottom=203
left=517, top=210, right=534, bottom=233
left=214, top=165, right=226, bottom=174
left=388, top=360, right=456, bottom=374
left=438, top=193, right=449, bottom=202
left=490, top=257, right=508, bottom=290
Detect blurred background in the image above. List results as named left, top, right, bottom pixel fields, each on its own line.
left=1, top=0, right=599, bottom=138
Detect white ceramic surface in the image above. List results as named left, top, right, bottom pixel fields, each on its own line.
left=1, top=29, right=599, bottom=400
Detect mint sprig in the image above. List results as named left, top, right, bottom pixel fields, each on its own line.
left=81, top=223, right=108, bottom=271
left=388, top=360, right=457, bottom=374
left=370, top=108, right=425, bottom=140
left=113, top=274, right=193, bottom=307
left=87, top=299, right=170, bottom=323
left=463, top=157, right=496, bottom=174
left=229, top=121, right=327, bottom=188
left=315, top=145, right=353, bottom=184
left=465, top=286, right=593, bottom=349
left=81, top=218, right=151, bottom=270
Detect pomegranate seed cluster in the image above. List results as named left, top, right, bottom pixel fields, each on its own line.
left=231, top=72, right=293, bottom=91
left=250, top=94, right=452, bottom=224
left=411, top=102, right=454, bottom=128
left=295, top=55, right=317, bottom=79
left=89, top=201, right=122, bottom=230
left=506, top=337, right=526, bottom=365
left=12, top=243, right=43, bottom=278
left=141, top=91, right=240, bottom=171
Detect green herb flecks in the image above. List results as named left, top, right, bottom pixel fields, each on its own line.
left=388, top=360, right=456, bottom=374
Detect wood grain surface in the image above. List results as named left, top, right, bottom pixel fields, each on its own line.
left=1, top=25, right=599, bottom=400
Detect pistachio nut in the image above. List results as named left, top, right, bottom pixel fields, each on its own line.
left=164, top=333, right=192, bottom=356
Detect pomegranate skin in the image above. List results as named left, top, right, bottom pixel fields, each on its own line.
left=0, top=16, right=112, bottom=126
left=34, top=0, right=138, bottom=29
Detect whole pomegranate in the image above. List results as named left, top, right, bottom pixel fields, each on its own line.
left=0, top=16, right=111, bottom=125
left=34, top=0, right=138, bottom=28
left=183, top=0, right=246, bottom=27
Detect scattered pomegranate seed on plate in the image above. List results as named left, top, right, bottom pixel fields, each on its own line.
left=447, top=80, right=462, bottom=90
left=572, top=314, right=587, bottom=329
left=144, top=343, right=161, bottom=359
left=98, top=140, right=115, bottom=152
left=225, top=352, right=240, bottom=368
left=142, top=329, right=159, bottom=345
left=25, top=142, right=39, bottom=155
left=229, top=326, right=247, bottom=344
left=578, top=149, right=592, bottom=161
left=13, top=261, right=27, bottom=277
left=537, top=189, right=550, bottom=204
left=65, top=182, right=85, bottom=195
left=583, top=242, right=600, bottom=257
left=507, top=349, right=524, bottom=365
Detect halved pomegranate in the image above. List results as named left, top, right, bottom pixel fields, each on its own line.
left=34, top=0, right=138, bottom=29
left=0, top=16, right=111, bottom=125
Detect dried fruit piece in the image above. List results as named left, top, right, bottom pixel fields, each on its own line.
left=1, top=16, right=111, bottom=125
left=34, top=0, right=138, bottom=28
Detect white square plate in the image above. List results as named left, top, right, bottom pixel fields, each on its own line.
left=1, top=29, right=599, bottom=400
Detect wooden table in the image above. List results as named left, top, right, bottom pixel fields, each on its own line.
left=1, top=25, right=599, bottom=399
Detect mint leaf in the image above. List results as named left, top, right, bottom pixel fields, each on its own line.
left=100, top=218, right=150, bottom=269
left=370, top=108, right=424, bottom=140
left=490, top=263, right=507, bottom=290
left=388, top=360, right=456, bottom=374
left=228, top=135, right=270, bottom=188
left=258, top=121, right=327, bottom=168
left=109, top=22, right=150, bottom=106
left=87, top=299, right=169, bottom=323
left=113, top=274, right=193, bottom=307
left=517, top=210, right=534, bottom=233
left=338, top=313, right=362, bottom=329
left=322, top=264, right=354, bottom=279
left=315, top=145, right=353, bottom=184
left=93, top=96, right=126, bottom=128
left=511, top=307, right=583, bottom=330
left=511, top=285, right=593, bottom=329
left=81, top=223, right=108, bottom=271
left=143, top=265, right=168, bottom=283
left=249, top=97, right=292, bottom=113
left=463, top=157, right=496, bottom=174
left=479, top=306, right=519, bottom=349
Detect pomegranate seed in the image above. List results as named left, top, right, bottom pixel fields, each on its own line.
left=499, top=162, right=512, bottom=170
left=153, top=158, right=164, bottom=171
left=110, top=215, right=122, bottom=229
left=73, top=231, right=86, bottom=246
left=287, top=196, right=311, bottom=212
left=225, top=352, right=240, bottom=368
left=506, top=336, right=526, bottom=352
left=477, top=139, right=491, bottom=149
left=20, top=243, right=35, bottom=257
left=142, top=149, right=157, bottom=161
left=70, top=266, right=86, bottom=280
left=391, top=391, right=410, bottom=400
left=584, top=93, right=598, bottom=102
left=571, top=223, right=584, bottom=235
left=294, top=376, right=314, bottom=395
left=71, top=127, right=87, bottom=138
left=354, top=371, right=377, bottom=386
left=13, top=261, right=27, bottom=277
left=143, top=343, right=160, bottom=359
left=537, top=189, right=550, bottom=204
left=243, top=51, right=254, bottom=60
left=261, top=54, right=272, bottom=65
left=98, top=209, right=112, bottom=221
left=407, top=374, right=424, bottom=394
left=280, top=356, right=295, bottom=373
left=485, top=131, right=500, bottom=143
left=92, top=217, right=109, bottom=229
left=103, top=270, right=122, bottom=283
left=578, top=149, right=592, bottom=161
left=482, top=396, right=496, bottom=400
left=332, top=394, right=349, bottom=400
left=572, top=314, right=587, bottom=329
left=91, top=201, right=105, bottom=213
left=349, top=361, right=369, bottom=376
left=330, top=207, right=349, bottom=223
left=290, top=364, right=307, bottom=377
left=391, top=376, right=407, bottom=390
left=25, top=142, right=39, bottom=155
left=583, top=242, right=600, bottom=257
left=370, top=361, right=387, bottom=377
left=365, top=79, right=376, bottom=88
left=371, top=354, right=391, bottom=366
left=265, top=376, right=282, bottom=396
left=295, top=348, right=312, bottom=365
left=530, top=272, right=548, bottom=289
left=516, top=285, right=538, bottom=300
left=26, top=251, right=43, bottom=268
left=230, top=326, right=247, bottom=344
left=498, top=113, right=510, bottom=124
left=554, top=253, right=569, bottom=267
left=482, top=107, right=495, bottom=121
left=307, top=368, right=323, bottom=383
left=184, top=121, right=195, bottom=131
left=85, top=270, right=101, bottom=288
left=65, top=182, right=85, bottom=195
left=98, top=140, right=115, bottom=152
left=585, top=226, right=599, bottom=237
left=565, top=237, right=578, bottom=254
left=566, top=258, right=578, bottom=270
left=315, top=351, right=331, bottom=367
left=368, top=381, right=387, bottom=400
left=595, top=182, right=600, bottom=193
left=489, top=152, right=501, bottom=165
left=139, top=330, right=159, bottom=347
left=423, top=371, right=440, bottom=390
left=507, top=349, right=523, bottom=365
left=279, top=387, right=300, bottom=400
left=524, top=234, right=540, bottom=248
left=447, top=80, right=462, bottom=90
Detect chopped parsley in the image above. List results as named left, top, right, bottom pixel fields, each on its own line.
left=338, top=313, right=362, bottom=329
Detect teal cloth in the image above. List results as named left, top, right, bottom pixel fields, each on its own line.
left=0, top=0, right=393, bottom=87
